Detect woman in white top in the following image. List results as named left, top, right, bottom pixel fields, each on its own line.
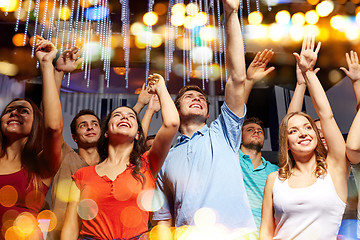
left=259, top=35, right=350, bottom=240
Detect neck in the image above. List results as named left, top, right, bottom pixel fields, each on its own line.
left=105, top=141, right=133, bottom=165
left=292, top=152, right=317, bottom=174
left=78, top=146, right=100, bottom=166
left=0, top=138, right=27, bottom=168
left=180, top=120, right=206, bottom=137
left=241, top=146, right=263, bottom=169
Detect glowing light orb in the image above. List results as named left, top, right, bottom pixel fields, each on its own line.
left=131, top=22, right=145, bottom=36
left=275, top=10, right=291, bottom=25
left=85, top=6, right=109, bottom=21
left=14, top=212, right=37, bottom=236
left=149, top=224, right=172, bottom=240
left=329, top=70, right=342, bottom=83
left=290, top=25, right=304, bottom=41
left=12, top=33, right=27, bottom=47
left=317, top=27, right=330, bottom=41
left=172, top=3, right=186, bottom=15
left=174, top=225, right=193, bottom=240
left=184, top=16, right=196, bottom=29
left=4, top=226, right=23, bottom=240
left=248, top=11, right=263, bottom=25
left=171, top=13, right=185, bottom=26
left=307, top=0, right=319, bottom=5
left=77, top=199, right=98, bottom=220
left=345, top=27, right=360, bottom=40
left=0, top=0, right=18, bottom=12
left=191, top=46, right=213, bottom=64
left=37, top=210, right=57, bottom=232
left=194, top=208, right=217, bottom=229
left=330, top=15, right=345, bottom=30
left=356, top=12, right=360, bottom=25
left=22, top=0, right=34, bottom=12
left=120, top=206, right=142, bottom=228
left=269, top=24, right=287, bottom=42
left=209, top=64, right=221, bottom=81
left=291, top=12, right=305, bottom=26
left=0, top=61, right=19, bottom=76
left=194, top=12, right=208, bottom=26
left=305, top=10, right=319, bottom=25
left=245, top=25, right=268, bottom=40
left=0, top=185, right=18, bottom=207
left=176, top=37, right=191, bottom=50
left=316, top=1, right=334, bottom=17
left=25, top=190, right=45, bottom=209
left=83, top=42, right=101, bottom=61
left=199, top=25, right=217, bottom=41
left=143, top=12, right=158, bottom=26
left=137, top=189, right=164, bottom=212
left=154, top=3, right=167, bottom=16
left=186, top=3, right=199, bottom=16
left=303, top=24, right=320, bottom=36
left=113, top=67, right=129, bottom=76
left=151, top=34, right=163, bottom=48
left=53, top=179, right=73, bottom=203
left=60, top=6, right=71, bottom=20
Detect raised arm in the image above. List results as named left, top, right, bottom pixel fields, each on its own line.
left=35, top=37, right=63, bottom=180
left=244, top=49, right=275, bottom=104
left=61, top=181, right=81, bottom=240
left=341, top=51, right=360, bottom=164
left=133, top=83, right=152, bottom=114
left=294, top=35, right=348, bottom=178
left=141, top=94, right=160, bottom=138
left=146, top=74, right=179, bottom=177
left=222, top=0, right=246, bottom=116
left=259, top=172, right=276, bottom=240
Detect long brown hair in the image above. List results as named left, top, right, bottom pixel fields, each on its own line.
left=278, top=112, right=327, bottom=181
left=0, top=98, right=44, bottom=188
left=98, top=106, right=147, bottom=187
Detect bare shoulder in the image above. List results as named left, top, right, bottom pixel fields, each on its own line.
left=265, top=171, right=278, bottom=187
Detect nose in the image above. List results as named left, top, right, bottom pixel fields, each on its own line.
left=298, top=129, right=307, bottom=138
left=9, top=108, right=19, bottom=117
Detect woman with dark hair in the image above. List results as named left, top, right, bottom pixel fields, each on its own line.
left=260, top=35, right=349, bottom=239
left=61, top=74, right=179, bottom=240
left=0, top=37, right=63, bottom=239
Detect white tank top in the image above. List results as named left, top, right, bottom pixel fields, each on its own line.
left=272, top=172, right=346, bottom=240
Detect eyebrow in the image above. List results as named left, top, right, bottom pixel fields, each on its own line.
left=6, top=106, right=32, bottom=111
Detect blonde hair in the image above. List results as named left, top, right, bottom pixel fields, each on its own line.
left=278, top=112, right=327, bottom=181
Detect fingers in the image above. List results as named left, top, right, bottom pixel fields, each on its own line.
left=314, top=41, right=321, bottom=54
left=293, top=52, right=301, bottom=64
left=340, top=67, right=349, bottom=76
left=314, top=68, right=320, bottom=74
left=264, top=66, right=275, bottom=75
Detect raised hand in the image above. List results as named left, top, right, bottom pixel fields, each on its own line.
left=147, top=73, right=166, bottom=95
left=296, top=64, right=320, bottom=85
left=35, top=36, right=57, bottom=63
left=222, top=0, right=240, bottom=13
left=247, top=49, right=275, bottom=82
left=148, top=94, right=161, bottom=113
left=56, top=47, right=83, bottom=73
left=293, top=35, right=321, bottom=72
left=340, top=50, right=360, bottom=83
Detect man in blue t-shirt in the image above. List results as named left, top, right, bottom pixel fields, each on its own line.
left=240, top=117, right=279, bottom=229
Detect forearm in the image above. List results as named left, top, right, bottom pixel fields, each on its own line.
left=287, top=82, right=306, bottom=114
left=133, top=102, right=146, bottom=114
left=157, top=87, right=179, bottom=129
left=141, top=108, right=156, bottom=138
left=352, top=80, right=360, bottom=110
left=346, top=109, right=360, bottom=164
left=54, top=69, right=65, bottom=95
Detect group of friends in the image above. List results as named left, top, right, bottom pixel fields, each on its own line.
left=1, top=0, right=360, bottom=239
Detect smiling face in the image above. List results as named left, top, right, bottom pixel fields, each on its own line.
left=1, top=100, right=34, bottom=139
left=72, top=114, right=101, bottom=148
left=106, top=106, right=139, bottom=141
left=287, top=114, right=318, bottom=156
left=178, top=90, right=209, bottom=122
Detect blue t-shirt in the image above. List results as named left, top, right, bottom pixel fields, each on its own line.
left=239, top=149, right=279, bottom=229
left=153, top=103, right=256, bottom=231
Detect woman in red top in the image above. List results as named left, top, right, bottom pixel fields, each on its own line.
left=0, top=37, right=63, bottom=239
left=61, top=74, right=179, bottom=240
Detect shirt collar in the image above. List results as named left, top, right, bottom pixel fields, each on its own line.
left=239, top=149, right=267, bottom=171
left=175, top=124, right=208, bottom=146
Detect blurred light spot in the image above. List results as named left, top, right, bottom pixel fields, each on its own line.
left=174, top=225, right=192, bottom=240
left=77, top=199, right=98, bottom=220
left=0, top=185, right=18, bottom=207
left=186, top=3, right=199, bottom=16
left=231, top=228, right=259, bottom=239
left=171, top=13, right=185, bottom=26
left=275, top=10, right=291, bottom=25
left=137, top=189, right=164, bottom=212
left=316, top=1, right=334, bottom=17
left=154, top=2, right=167, bottom=16
left=85, top=6, right=109, bottom=21
left=0, top=0, right=18, bottom=12
left=317, top=27, right=330, bottom=41
left=143, top=12, right=158, bottom=26
left=330, top=15, right=345, bottom=30
left=38, top=218, right=50, bottom=234
left=60, top=7, right=71, bottom=20
left=194, top=208, right=217, bottom=229
left=269, top=23, right=287, bottom=42
left=290, top=25, right=304, bottom=41
left=176, top=37, right=191, bottom=50
left=13, top=8, right=27, bottom=21
left=37, top=210, right=57, bottom=232
left=0, top=61, right=19, bottom=76
left=356, top=12, right=360, bottom=25
left=53, top=179, right=72, bottom=203
left=199, top=25, right=217, bottom=41
left=291, top=12, right=305, bottom=26
left=209, top=64, right=221, bottom=81
left=134, top=88, right=142, bottom=94
left=135, top=37, right=146, bottom=49
left=25, top=190, right=44, bottom=209
left=79, top=0, right=91, bottom=8
left=22, top=0, right=34, bottom=12
left=149, top=225, right=172, bottom=240
left=12, top=33, right=27, bottom=47
left=194, top=12, right=208, bottom=26
left=356, top=6, right=360, bottom=15
left=131, top=22, right=145, bottom=36
left=307, top=0, right=319, bottom=5
left=184, top=16, right=196, bottom=29
left=303, top=24, right=320, bottom=35
left=248, top=11, right=263, bottom=25
left=151, top=34, right=163, bottom=48
left=172, top=3, right=186, bottom=15
left=120, top=206, right=142, bottom=228
left=83, top=42, right=101, bottom=61
left=88, top=0, right=99, bottom=5
left=191, top=46, right=213, bottom=64
left=345, top=26, right=360, bottom=40
left=14, top=212, right=37, bottom=236
left=305, top=10, right=319, bottom=24
left=246, top=24, right=268, bottom=40
left=4, top=226, right=22, bottom=240
left=113, top=67, right=129, bottom=75
left=329, top=69, right=342, bottom=83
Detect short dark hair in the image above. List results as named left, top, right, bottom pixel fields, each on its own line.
left=174, top=85, right=210, bottom=113
left=70, top=109, right=100, bottom=135
left=243, top=117, right=265, bottom=133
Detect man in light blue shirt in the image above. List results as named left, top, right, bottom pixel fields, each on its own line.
left=152, top=0, right=257, bottom=233
left=239, top=117, right=279, bottom=230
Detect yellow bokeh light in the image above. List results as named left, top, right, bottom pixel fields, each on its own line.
left=37, top=210, right=57, bottom=232
left=130, top=22, right=145, bottom=36
left=345, top=27, right=360, bottom=40
left=0, top=61, right=19, bottom=76
left=269, top=24, right=285, bottom=42
left=79, top=0, right=91, bottom=8
left=356, top=6, right=360, bottom=15
left=113, top=67, right=129, bottom=75
left=194, top=208, right=217, bottom=228
left=151, top=34, right=163, bottom=48
left=0, top=0, right=18, bottom=12
left=143, top=11, right=158, bottom=26
left=4, top=226, right=23, bottom=240
left=60, top=7, right=71, bottom=20
left=303, top=24, right=320, bottom=35
left=199, top=25, right=217, bottom=41
left=291, top=12, right=305, bottom=26
left=316, top=0, right=334, bottom=17
left=317, top=27, right=330, bottom=41
left=172, top=3, right=186, bottom=15
left=248, top=11, right=263, bottom=25
left=149, top=225, right=173, bottom=240
left=330, top=15, right=345, bottom=30
left=12, top=33, right=27, bottom=47
left=14, top=212, right=37, bottom=236
left=22, top=0, right=35, bottom=12
left=329, top=69, right=342, bottom=83
left=171, top=13, right=185, bottom=26
left=275, top=10, right=291, bottom=25
left=184, top=16, right=196, bottom=29
left=154, top=2, right=167, bottom=16
left=0, top=185, right=18, bottom=207
left=246, top=25, right=268, bottom=40
left=135, top=37, right=146, bottom=49
left=305, top=10, right=319, bottom=25
left=194, top=12, right=208, bottom=26
left=290, top=25, right=304, bottom=41
left=186, top=2, right=199, bottom=16
left=356, top=12, right=360, bottom=25
left=176, top=37, right=191, bottom=50
left=307, top=0, right=319, bottom=5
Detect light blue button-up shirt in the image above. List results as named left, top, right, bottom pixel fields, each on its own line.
left=153, top=103, right=256, bottom=231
